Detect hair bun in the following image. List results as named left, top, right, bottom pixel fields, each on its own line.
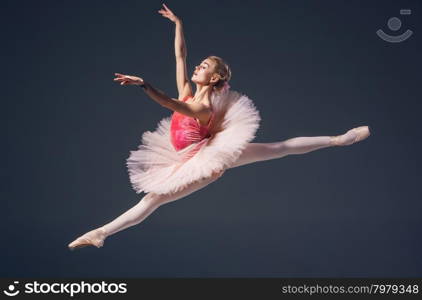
left=207, top=55, right=231, bottom=91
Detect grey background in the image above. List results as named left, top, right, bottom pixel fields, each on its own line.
left=2, top=0, right=421, bottom=277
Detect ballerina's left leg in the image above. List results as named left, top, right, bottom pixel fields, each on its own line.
left=101, top=170, right=225, bottom=237
left=68, top=170, right=225, bottom=249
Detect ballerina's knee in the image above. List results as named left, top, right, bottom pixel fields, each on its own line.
left=143, top=192, right=168, bottom=207
left=264, top=142, right=292, bottom=158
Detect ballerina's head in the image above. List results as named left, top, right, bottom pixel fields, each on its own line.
left=192, top=55, right=232, bottom=93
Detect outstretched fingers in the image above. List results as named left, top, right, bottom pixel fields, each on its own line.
left=113, top=75, right=126, bottom=84
left=113, top=74, right=144, bottom=86
left=162, top=3, right=172, bottom=13
left=158, top=3, right=178, bottom=22
left=114, top=73, right=126, bottom=81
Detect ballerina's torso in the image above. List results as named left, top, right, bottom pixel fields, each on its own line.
left=170, top=95, right=214, bottom=151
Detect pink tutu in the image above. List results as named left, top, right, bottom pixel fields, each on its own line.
left=126, top=89, right=261, bottom=195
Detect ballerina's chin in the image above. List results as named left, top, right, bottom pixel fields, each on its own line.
left=68, top=4, right=371, bottom=250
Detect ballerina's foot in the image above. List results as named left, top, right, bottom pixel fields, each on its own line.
left=68, top=227, right=108, bottom=251
left=330, top=126, right=371, bottom=146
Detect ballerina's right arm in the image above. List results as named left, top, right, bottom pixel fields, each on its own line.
left=158, top=3, right=193, bottom=100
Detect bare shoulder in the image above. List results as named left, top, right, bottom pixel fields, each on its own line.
left=195, top=102, right=213, bottom=126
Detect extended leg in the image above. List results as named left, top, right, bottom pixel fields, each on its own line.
left=229, top=136, right=333, bottom=168
left=68, top=170, right=225, bottom=249
left=101, top=170, right=224, bottom=237
left=228, top=126, right=370, bottom=169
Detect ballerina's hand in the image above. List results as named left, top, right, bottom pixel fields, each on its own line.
left=158, top=3, right=179, bottom=23
left=113, top=73, right=144, bottom=86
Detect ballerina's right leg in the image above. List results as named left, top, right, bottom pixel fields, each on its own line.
left=228, top=125, right=370, bottom=169
left=228, top=135, right=335, bottom=169
left=99, top=170, right=225, bottom=238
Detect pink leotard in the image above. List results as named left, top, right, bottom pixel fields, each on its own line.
left=170, top=95, right=214, bottom=151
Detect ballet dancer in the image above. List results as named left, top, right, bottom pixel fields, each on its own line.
left=68, top=4, right=370, bottom=250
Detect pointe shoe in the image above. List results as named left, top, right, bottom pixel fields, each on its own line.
left=331, top=125, right=371, bottom=146
left=68, top=227, right=107, bottom=250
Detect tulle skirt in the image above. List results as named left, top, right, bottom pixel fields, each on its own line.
left=126, top=90, right=261, bottom=195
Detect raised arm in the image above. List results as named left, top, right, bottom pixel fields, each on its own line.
left=158, top=4, right=193, bottom=100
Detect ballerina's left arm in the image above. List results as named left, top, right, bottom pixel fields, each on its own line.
left=113, top=73, right=211, bottom=121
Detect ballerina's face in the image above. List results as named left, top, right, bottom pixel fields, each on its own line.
left=191, top=58, right=219, bottom=86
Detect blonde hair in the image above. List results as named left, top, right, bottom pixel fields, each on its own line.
left=206, top=55, right=232, bottom=91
